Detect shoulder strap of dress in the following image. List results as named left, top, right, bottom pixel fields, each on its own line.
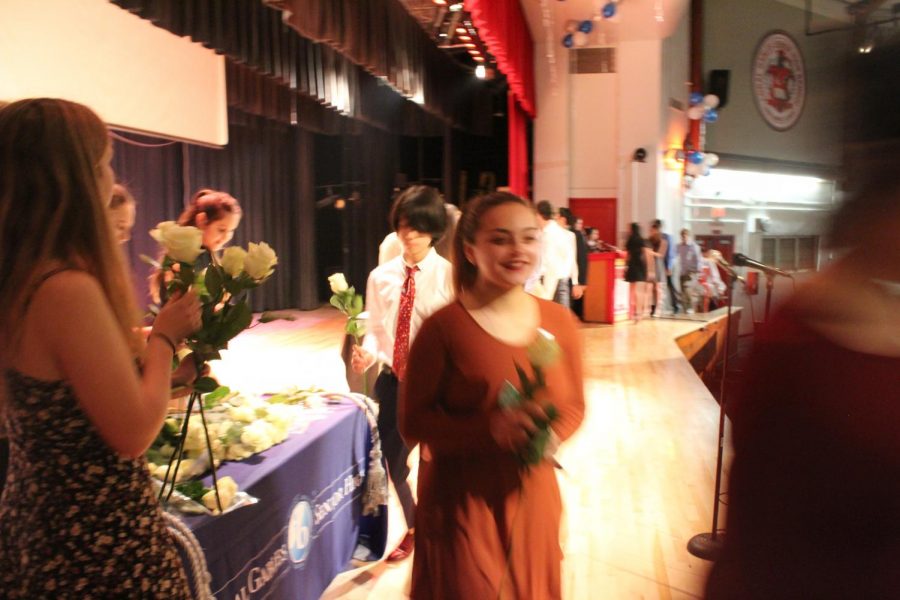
left=22, top=267, right=75, bottom=313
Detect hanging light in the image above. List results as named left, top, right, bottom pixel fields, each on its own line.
left=475, top=65, right=486, bottom=79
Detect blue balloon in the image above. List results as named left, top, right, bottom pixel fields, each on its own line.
left=579, top=20, right=593, bottom=34
left=704, top=108, right=719, bottom=123
left=689, top=151, right=705, bottom=165
left=689, top=92, right=704, bottom=106
left=602, top=2, right=616, bottom=18
left=562, top=33, right=574, bottom=48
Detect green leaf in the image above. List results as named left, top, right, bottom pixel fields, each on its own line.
left=193, top=376, right=220, bottom=394
left=258, top=311, right=297, bottom=323
left=329, top=296, right=344, bottom=311
left=498, top=380, right=522, bottom=408
left=175, top=480, right=209, bottom=502
left=216, top=301, right=252, bottom=346
left=205, top=265, right=224, bottom=301
left=514, top=362, right=532, bottom=397
left=203, top=385, right=231, bottom=409
left=224, top=422, right=245, bottom=444
left=139, top=254, right=161, bottom=268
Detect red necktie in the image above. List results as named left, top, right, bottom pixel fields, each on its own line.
left=392, top=265, right=418, bottom=381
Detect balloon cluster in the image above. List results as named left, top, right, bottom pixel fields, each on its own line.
left=561, top=1, right=619, bottom=48
left=687, top=92, right=719, bottom=123
left=684, top=150, right=719, bottom=177
left=683, top=92, right=721, bottom=183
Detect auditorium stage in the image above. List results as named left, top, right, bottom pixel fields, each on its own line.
left=213, top=307, right=732, bottom=599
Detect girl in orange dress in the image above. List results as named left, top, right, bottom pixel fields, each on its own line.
left=400, top=192, right=585, bottom=599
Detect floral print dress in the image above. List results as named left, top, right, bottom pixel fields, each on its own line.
left=0, top=370, right=191, bottom=599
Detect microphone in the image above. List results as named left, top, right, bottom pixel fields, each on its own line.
left=713, top=256, right=745, bottom=283
left=733, top=253, right=792, bottom=278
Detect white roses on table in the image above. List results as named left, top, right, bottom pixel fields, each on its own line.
left=149, top=221, right=204, bottom=263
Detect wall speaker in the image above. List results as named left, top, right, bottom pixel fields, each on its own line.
left=708, top=69, right=730, bottom=109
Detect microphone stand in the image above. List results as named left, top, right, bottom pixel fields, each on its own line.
left=687, top=267, right=737, bottom=561
left=763, top=271, right=776, bottom=324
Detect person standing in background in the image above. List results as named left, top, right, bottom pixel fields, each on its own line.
left=624, top=223, right=647, bottom=322
left=351, top=185, right=453, bottom=562
left=676, top=228, right=702, bottom=313
left=533, top=201, right=579, bottom=308
left=651, top=219, right=679, bottom=314
left=560, top=210, right=589, bottom=319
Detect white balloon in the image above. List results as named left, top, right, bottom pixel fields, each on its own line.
left=565, top=19, right=579, bottom=33
left=703, top=153, right=719, bottom=167
left=572, top=31, right=589, bottom=47
left=687, top=105, right=705, bottom=120
left=703, top=94, right=720, bottom=109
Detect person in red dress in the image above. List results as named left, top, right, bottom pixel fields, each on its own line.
left=706, top=40, right=900, bottom=599
left=400, top=192, right=585, bottom=599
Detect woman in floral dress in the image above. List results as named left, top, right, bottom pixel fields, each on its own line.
left=0, top=98, right=200, bottom=597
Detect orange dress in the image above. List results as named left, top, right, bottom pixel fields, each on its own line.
left=400, top=299, right=585, bottom=600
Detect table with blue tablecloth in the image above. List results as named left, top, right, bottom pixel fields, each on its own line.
left=181, top=397, right=388, bottom=600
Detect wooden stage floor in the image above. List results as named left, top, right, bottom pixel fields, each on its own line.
left=213, top=308, right=730, bottom=599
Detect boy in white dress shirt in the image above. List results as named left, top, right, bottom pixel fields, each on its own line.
left=351, top=185, right=453, bottom=561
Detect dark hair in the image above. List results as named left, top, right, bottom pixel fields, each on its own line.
left=830, top=39, right=900, bottom=248
left=177, top=188, right=241, bottom=227
left=535, top=200, right=554, bottom=220
left=389, top=185, right=447, bottom=244
left=453, top=192, right=534, bottom=293
left=630, top=222, right=641, bottom=236
left=652, top=219, right=663, bottom=229
left=559, top=206, right=575, bottom=227
left=109, top=183, right=135, bottom=210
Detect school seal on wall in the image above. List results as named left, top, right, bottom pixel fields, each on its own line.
left=752, top=31, right=806, bottom=131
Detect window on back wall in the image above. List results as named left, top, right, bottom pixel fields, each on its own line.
left=761, top=236, right=819, bottom=271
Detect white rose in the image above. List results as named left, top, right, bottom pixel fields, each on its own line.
left=220, top=246, right=247, bottom=277
left=182, top=420, right=207, bottom=452
left=328, top=273, right=349, bottom=294
left=527, top=328, right=562, bottom=369
left=243, top=242, right=278, bottom=280
left=150, top=221, right=204, bottom=264
left=226, top=443, right=253, bottom=461
left=228, top=405, right=256, bottom=423
left=202, top=475, right=238, bottom=513
left=241, top=420, right=275, bottom=453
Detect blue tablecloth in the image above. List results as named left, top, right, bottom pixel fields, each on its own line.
left=182, top=398, right=388, bottom=600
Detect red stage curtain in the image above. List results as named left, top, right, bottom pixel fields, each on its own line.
left=507, top=92, right=528, bottom=198
left=465, top=0, right=536, bottom=119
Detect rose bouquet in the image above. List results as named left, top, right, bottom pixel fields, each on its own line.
left=499, top=328, right=562, bottom=467
left=148, top=221, right=280, bottom=511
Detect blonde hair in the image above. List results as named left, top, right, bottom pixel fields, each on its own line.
left=0, top=98, right=142, bottom=355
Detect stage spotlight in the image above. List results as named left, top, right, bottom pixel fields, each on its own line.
left=449, top=3, right=463, bottom=11
left=475, top=65, right=486, bottom=79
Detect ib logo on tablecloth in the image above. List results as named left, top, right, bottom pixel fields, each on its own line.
left=287, top=497, right=313, bottom=566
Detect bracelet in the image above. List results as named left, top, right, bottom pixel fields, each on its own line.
left=149, top=331, right=178, bottom=354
